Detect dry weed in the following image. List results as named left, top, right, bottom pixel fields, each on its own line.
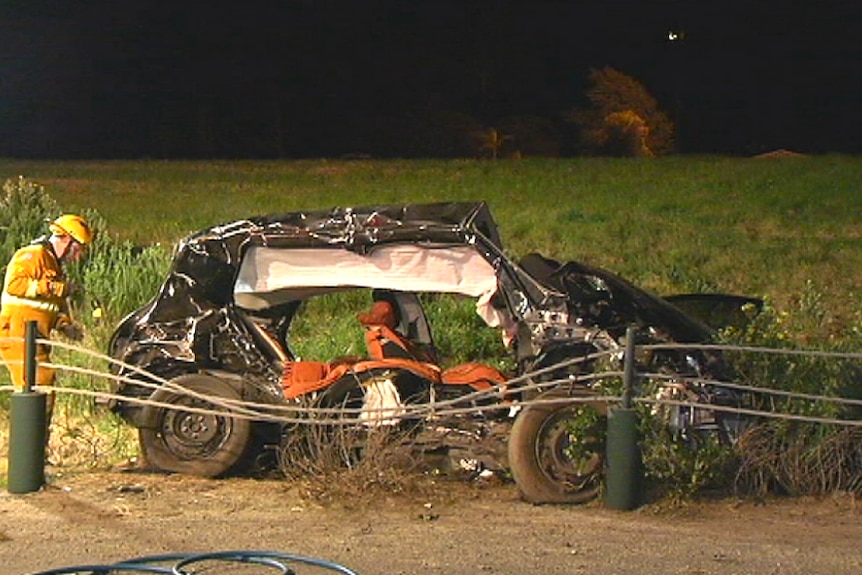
left=734, top=423, right=862, bottom=497
left=277, top=419, right=469, bottom=508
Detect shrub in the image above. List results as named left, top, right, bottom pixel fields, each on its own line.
left=639, top=411, right=739, bottom=501
left=0, top=176, right=172, bottom=332
left=78, top=240, right=172, bottom=324
left=720, top=284, right=862, bottom=497
left=734, top=422, right=862, bottom=497
left=628, top=282, right=862, bottom=502
left=498, top=115, right=561, bottom=157
left=0, top=177, right=62, bottom=392
left=0, top=176, right=60, bottom=279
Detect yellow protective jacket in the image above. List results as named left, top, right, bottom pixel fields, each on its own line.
left=0, top=239, right=70, bottom=388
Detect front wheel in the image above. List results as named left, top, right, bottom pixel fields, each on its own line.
left=139, top=373, right=251, bottom=477
left=508, top=390, right=607, bottom=504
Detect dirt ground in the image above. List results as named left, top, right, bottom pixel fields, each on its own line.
left=1, top=468, right=861, bottom=575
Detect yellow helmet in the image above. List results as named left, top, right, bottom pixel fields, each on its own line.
left=49, top=214, right=94, bottom=245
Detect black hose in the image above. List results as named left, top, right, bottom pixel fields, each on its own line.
left=28, top=550, right=360, bottom=575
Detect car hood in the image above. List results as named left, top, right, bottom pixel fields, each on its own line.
left=517, top=253, right=717, bottom=343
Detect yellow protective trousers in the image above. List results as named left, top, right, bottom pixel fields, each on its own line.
left=0, top=307, right=56, bottom=390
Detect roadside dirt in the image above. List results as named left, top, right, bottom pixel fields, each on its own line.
left=1, top=469, right=861, bottom=575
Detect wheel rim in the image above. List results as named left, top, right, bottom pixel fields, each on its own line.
left=159, top=396, right=235, bottom=460
left=534, top=406, right=604, bottom=494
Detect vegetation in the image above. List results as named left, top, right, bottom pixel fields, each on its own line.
left=0, top=156, right=860, bottom=500
left=565, top=67, right=676, bottom=156
left=473, top=127, right=514, bottom=160
left=1, top=156, right=859, bottom=319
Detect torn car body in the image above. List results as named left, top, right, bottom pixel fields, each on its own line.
left=108, top=201, right=754, bottom=502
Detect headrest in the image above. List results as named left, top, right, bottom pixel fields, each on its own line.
left=357, top=301, right=397, bottom=328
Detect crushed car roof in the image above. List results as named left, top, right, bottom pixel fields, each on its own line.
left=145, top=202, right=506, bottom=320
left=191, top=201, right=502, bottom=253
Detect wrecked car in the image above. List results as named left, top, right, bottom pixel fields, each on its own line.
left=108, top=201, right=754, bottom=503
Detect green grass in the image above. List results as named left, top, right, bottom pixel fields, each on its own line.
left=3, top=155, right=861, bottom=326
left=2, top=156, right=861, bottom=494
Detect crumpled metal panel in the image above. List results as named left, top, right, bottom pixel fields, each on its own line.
left=109, top=202, right=506, bottom=407
left=109, top=200, right=740, bottom=418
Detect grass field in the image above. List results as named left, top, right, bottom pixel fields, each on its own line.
left=1, top=155, right=860, bottom=493
left=3, top=155, right=860, bottom=330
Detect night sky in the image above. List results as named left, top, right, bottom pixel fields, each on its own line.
left=1, top=1, right=860, bottom=158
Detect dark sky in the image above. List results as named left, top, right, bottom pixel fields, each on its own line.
left=1, top=1, right=860, bottom=158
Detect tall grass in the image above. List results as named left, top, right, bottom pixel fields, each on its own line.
left=3, top=155, right=861, bottom=323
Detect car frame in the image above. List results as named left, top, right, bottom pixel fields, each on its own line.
left=108, top=201, right=755, bottom=502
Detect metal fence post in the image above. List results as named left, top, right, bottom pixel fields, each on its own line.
left=7, top=320, right=47, bottom=494
left=605, top=325, right=643, bottom=510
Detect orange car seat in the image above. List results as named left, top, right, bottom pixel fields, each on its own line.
left=357, top=300, right=433, bottom=362
left=282, top=300, right=507, bottom=400
left=357, top=300, right=506, bottom=391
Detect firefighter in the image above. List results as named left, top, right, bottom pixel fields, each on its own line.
left=0, top=214, right=93, bottom=429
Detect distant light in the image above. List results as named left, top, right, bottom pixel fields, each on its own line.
left=667, top=30, right=685, bottom=41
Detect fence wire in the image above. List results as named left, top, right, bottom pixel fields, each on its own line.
left=1, top=336, right=861, bottom=428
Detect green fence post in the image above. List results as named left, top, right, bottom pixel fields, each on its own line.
left=605, top=325, right=643, bottom=510
left=7, top=320, right=46, bottom=494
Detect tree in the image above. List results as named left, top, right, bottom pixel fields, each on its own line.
left=601, top=110, right=652, bottom=157
left=473, top=127, right=514, bottom=159
left=566, top=67, right=675, bottom=156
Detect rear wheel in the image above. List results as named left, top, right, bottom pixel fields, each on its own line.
left=508, top=390, right=607, bottom=504
left=139, top=374, right=251, bottom=477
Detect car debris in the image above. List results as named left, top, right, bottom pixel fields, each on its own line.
left=107, top=201, right=759, bottom=503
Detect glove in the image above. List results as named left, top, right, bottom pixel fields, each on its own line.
left=45, top=280, right=79, bottom=298
left=58, top=321, right=85, bottom=342
left=47, top=279, right=68, bottom=297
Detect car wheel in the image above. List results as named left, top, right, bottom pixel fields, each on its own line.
left=139, top=373, right=251, bottom=477
left=508, top=390, right=607, bottom=504
left=316, top=374, right=366, bottom=412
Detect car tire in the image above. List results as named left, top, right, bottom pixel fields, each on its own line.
left=139, top=373, right=251, bottom=477
left=508, top=390, right=607, bottom=504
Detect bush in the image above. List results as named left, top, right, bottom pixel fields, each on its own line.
left=0, top=177, right=62, bottom=391
left=639, top=411, right=739, bottom=501
left=722, top=287, right=860, bottom=419
left=0, top=176, right=172, bottom=332
left=734, top=422, right=862, bottom=497
left=0, top=176, right=60, bottom=279
left=78, top=240, right=172, bottom=324
left=631, top=282, right=862, bottom=502
left=719, top=285, right=862, bottom=497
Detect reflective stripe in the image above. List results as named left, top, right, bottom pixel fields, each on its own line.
left=0, top=292, right=61, bottom=313
left=25, top=279, right=39, bottom=298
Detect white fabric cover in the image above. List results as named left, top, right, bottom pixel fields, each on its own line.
left=234, top=245, right=506, bottom=326
left=358, top=375, right=405, bottom=427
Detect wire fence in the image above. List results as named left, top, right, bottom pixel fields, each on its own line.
left=1, top=336, right=861, bottom=430
left=3, top=333, right=862, bottom=512
left=5, top=335, right=861, bottom=573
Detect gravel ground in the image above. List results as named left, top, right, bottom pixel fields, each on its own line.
left=1, top=470, right=861, bottom=575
